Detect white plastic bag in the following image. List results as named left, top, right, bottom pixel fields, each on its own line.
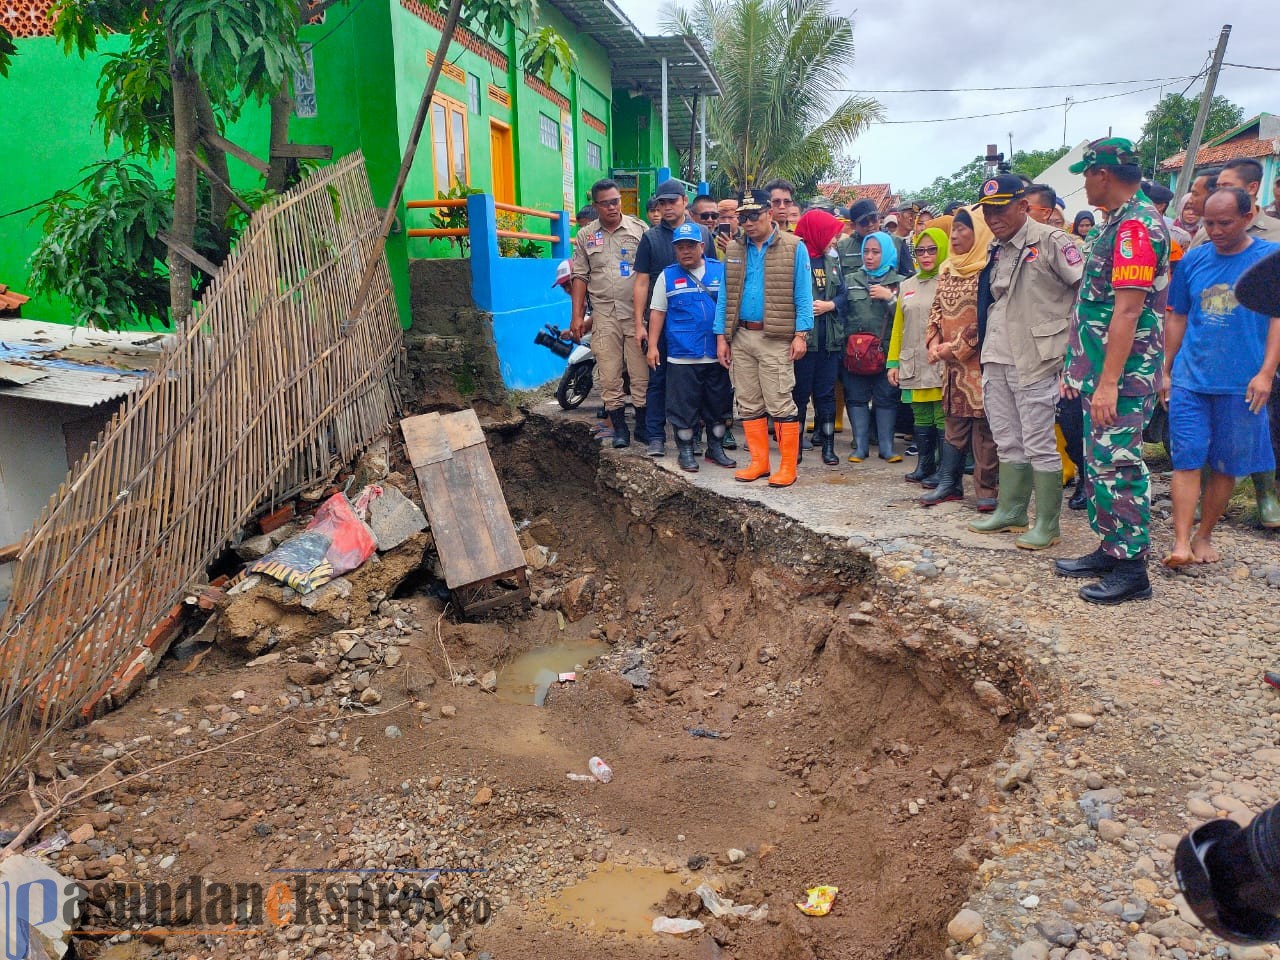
left=652, top=916, right=704, bottom=936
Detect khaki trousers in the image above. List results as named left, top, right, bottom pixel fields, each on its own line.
left=730, top=327, right=797, bottom=420
left=593, top=314, right=648, bottom=410
left=981, top=361, right=1062, bottom=471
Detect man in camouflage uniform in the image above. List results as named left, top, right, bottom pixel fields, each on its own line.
left=1055, top=138, right=1170, bottom=603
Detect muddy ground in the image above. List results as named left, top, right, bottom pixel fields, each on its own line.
left=0, top=415, right=1036, bottom=960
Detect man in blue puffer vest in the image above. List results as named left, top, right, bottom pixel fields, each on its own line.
left=645, top=222, right=736, bottom=472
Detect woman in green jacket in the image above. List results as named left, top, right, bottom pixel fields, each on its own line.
left=841, top=232, right=906, bottom=462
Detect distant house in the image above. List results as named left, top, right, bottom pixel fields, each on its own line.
left=1159, top=113, right=1280, bottom=206
left=817, top=182, right=901, bottom=214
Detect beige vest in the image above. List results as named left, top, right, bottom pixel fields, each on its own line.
left=896, top=273, right=942, bottom=391
left=723, top=229, right=801, bottom=341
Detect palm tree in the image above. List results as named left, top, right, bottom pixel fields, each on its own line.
left=662, top=0, right=881, bottom=192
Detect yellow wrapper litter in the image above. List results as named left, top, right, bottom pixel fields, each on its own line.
left=795, top=885, right=838, bottom=916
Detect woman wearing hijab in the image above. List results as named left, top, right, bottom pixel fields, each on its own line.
left=792, top=210, right=848, bottom=466
left=1174, top=193, right=1200, bottom=239
left=920, top=206, right=999, bottom=508
left=887, top=224, right=949, bottom=485
left=1070, top=211, right=1095, bottom=243
left=841, top=231, right=906, bottom=462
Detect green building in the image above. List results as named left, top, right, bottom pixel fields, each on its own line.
left=0, top=0, right=720, bottom=343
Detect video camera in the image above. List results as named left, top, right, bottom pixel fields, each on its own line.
left=984, top=143, right=1012, bottom=175
left=533, top=323, right=573, bottom=359
left=1176, top=802, right=1280, bottom=944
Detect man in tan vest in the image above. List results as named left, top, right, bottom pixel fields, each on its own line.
left=714, top=188, right=815, bottom=487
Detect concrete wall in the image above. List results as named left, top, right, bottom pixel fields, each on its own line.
left=0, top=398, right=112, bottom=608
left=466, top=194, right=570, bottom=390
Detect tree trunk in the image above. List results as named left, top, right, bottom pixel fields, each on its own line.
left=265, top=87, right=295, bottom=194
left=194, top=85, right=232, bottom=257
left=168, top=40, right=199, bottom=329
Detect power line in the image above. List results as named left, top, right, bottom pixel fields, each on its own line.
left=876, top=81, right=1179, bottom=126
left=836, top=74, right=1197, bottom=94
left=1224, top=62, right=1280, bottom=72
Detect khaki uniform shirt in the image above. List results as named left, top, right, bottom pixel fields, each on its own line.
left=570, top=215, right=647, bottom=323
left=981, top=218, right=1084, bottom=384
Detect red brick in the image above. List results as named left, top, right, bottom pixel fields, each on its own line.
left=257, top=503, right=296, bottom=535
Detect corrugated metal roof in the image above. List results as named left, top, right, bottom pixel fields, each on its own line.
left=0, top=318, right=169, bottom=408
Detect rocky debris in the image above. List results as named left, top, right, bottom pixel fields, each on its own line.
left=972, top=679, right=1012, bottom=717
left=368, top=485, right=429, bottom=552
left=559, top=574, right=596, bottom=622
left=234, top=533, right=275, bottom=561
left=947, top=908, right=984, bottom=942
left=215, top=533, right=432, bottom=656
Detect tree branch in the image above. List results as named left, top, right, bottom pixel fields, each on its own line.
left=190, top=152, right=254, bottom=216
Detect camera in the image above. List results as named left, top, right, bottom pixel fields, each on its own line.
left=1176, top=802, right=1280, bottom=944
left=533, top=323, right=573, bottom=359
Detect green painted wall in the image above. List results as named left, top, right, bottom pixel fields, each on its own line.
left=0, top=2, right=673, bottom=325
left=296, top=0, right=410, bottom=323
left=0, top=38, right=268, bottom=324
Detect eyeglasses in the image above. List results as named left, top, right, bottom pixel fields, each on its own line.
left=594, top=197, right=622, bottom=207
left=914, top=245, right=938, bottom=255
left=856, top=215, right=877, bottom=227
left=769, top=198, right=790, bottom=207
left=737, top=210, right=764, bottom=224
left=697, top=212, right=718, bottom=221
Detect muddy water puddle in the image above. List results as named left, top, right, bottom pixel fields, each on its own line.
left=543, top=863, right=681, bottom=936
left=495, top=639, right=609, bottom=705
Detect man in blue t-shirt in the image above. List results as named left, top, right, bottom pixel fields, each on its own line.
left=1162, top=187, right=1280, bottom=567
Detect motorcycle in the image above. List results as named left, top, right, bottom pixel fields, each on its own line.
left=534, top=323, right=596, bottom=411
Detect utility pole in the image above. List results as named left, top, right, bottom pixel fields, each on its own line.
left=1173, top=24, right=1231, bottom=203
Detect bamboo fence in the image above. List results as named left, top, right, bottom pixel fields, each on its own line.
left=0, top=152, right=404, bottom=789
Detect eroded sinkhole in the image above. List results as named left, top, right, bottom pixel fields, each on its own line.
left=465, top=414, right=1024, bottom=959
left=10, top=414, right=1026, bottom=960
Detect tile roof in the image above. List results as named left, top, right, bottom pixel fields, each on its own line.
left=1159, top=136, right=1280, bottom=172
left=817, top=182, right=901, bottom=213
left=0, top=284, right=29, bottom=314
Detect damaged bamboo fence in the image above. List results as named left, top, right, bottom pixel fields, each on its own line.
left=0, top=152, right=404, bottom=789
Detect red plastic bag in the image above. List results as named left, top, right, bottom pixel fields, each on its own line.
left=247, top=492, right=377, bottom=593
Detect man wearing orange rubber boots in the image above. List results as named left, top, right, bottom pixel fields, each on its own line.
left=714, top=188, right=815, bottom=487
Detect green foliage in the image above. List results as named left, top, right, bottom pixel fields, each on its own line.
left=1135, top=92, right=1245, bottom=175
left=0, top=25, right=16, bottom=78
left=95, top=20, right=173, bottom=159
left=165, top=0, right=303, bottom=113
left=520, top=25, right=576, bottom=86
left=27, top=162, right=175, bottom=329
left=429, top=183, right=482, bottom=254
left=420, top=0, right=537, bottom=41
left=908, top=146, right=1069, bottom=214
left=662, top=0, right=882, bottom=193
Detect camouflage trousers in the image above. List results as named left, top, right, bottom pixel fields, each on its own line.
left=1082, top=392, right=1156, bottom=560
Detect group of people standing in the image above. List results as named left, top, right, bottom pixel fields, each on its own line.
left=566, top=140, right=1280, bottom=607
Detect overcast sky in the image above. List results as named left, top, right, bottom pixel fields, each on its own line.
left=612, top=1, right=1274, bottom=196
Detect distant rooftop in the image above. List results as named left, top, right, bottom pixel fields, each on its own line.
left=0, top=318, right=169, bottom=407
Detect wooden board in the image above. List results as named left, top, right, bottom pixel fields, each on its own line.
left=401, top=410, right=525, bottom=592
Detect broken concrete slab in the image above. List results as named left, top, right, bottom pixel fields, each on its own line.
left=234, top=534, right=275, bottom=561
left=0, top=853, right=83, bottom=958
left=368, top=485, right=428, bottom=552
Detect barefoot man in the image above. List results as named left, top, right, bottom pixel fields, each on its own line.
left=1162, top=186, right=1280, bottom=567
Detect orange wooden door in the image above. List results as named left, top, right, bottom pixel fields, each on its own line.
left=490, top=121, right=514, bottom=204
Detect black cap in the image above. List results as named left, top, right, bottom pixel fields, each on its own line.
left=1237, top=248, right=1280, bottom=317
left=1143, top=181, right=1174, bottom=205
left=737, top=188, right=770, bottom=212
left=654, top=178, right=686, bottom=200
left=976, top=173, right=1027, bottom=206
left=848, top=198, right=879, bottom=224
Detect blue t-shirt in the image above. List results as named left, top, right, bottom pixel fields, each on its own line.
left=1168, top=238, right=1280, bottom=395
